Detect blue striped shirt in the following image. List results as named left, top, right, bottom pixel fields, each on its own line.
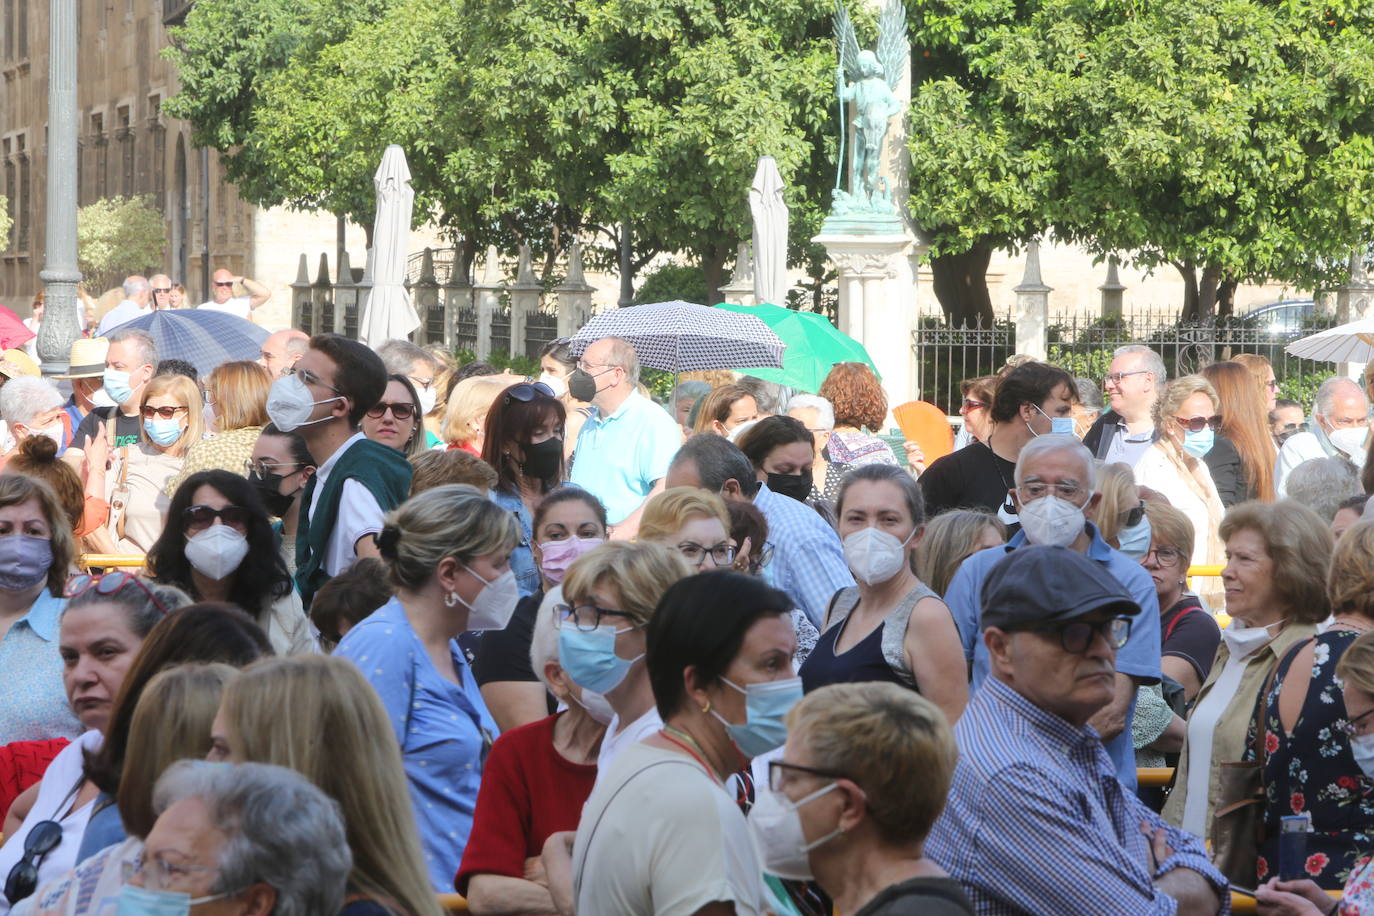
left=927, top=677, right=1227, bottom=916
left=752, top=482, right=854, bottom=629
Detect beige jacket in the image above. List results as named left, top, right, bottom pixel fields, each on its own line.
left=1161, top=621, right=1317, bottom=845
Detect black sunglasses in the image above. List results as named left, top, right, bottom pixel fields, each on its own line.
left=141, top=404, right=188, bottom=420
left=4, top=820, right=62, bottom=903
left=182, top=504, right=250, bottom=532
left=1172, top=414, right=1223, bottom=433
left=1030, top=616, right=1133, bottom=654
left=1121, top=500, right=1145, bottom=528
left=366, top=401, right=416, bottom=420
left=504, top=381, right=556, bottom=405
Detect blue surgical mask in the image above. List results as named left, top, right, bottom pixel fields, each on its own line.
left=1350, top=733, right=1374, bottom=781
left=144, top=417, right=184, bottom=447
left=1183, top=428, right=1215, bottom=457
left=1116, top=515, right=1152, bottom=562
left=1032, top=403, right=1077, bottom=438
left=0, top=535, right=52, bottom=591
left=102, top=367, right=137, bottom=406
left=558, top=623, right=642, bottom=694
left=710, top=675, right=803, bottom=759
left=116, top=883, right=229, bottom=916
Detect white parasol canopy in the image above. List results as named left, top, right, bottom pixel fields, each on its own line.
left=1285, top=316, right=1374, bottom=364
left=749, top=156, right=789, bottom=306
left=359, top=145, right=420, bottom=345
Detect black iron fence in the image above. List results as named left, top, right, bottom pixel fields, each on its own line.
left=453, top=305, right=478, bottom=353
left=525, top=309, right=559, bottom=360
left=914, top=313, right=1016, bottom=415
left=491, top=306, right=512, bottom=356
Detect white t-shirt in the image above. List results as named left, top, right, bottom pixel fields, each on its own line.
left=307, top=433, right=385, bottom=576
left=0, top=732, right=102, bottom=916
left=197, top=296, right=252, bottom=319
left=596, top=705, right=662, bottom=784
left=572, top=741, right=769, bottom=916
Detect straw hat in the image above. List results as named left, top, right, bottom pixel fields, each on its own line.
left=51, top=337, right=109, bottom=379
left=0, top=348, right=40, bottom=380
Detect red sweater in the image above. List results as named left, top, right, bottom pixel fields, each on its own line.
left=455, top=713, right=597, bottom=895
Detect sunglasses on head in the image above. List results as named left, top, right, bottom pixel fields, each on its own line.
left=366, top=401, right=416, bottom=420
left=64, top=572, right=172, bottom=616
left=504, top=382, right=556, bottom=405
left=1172, top=414, right=1222, bottom=433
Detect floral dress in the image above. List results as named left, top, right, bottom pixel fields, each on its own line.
left=1340, top=856, right=1374, bottom=915
left=1252, top=628, right=1374, bottom=888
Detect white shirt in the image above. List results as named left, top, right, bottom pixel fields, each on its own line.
left=1274, top=430, right=1329, bottom=496
left=0, top=732, right=103, bottom=916
left=1180, top=647, right=1258, bottom=836
left=572, top=741, right=769, bottom=916
left=596, top=705, right=663, bottom=784
left=307, top=432, right=385, bottom=576
left=95, top=299, right=147, bottom=335
left=197, top=295, right=253, bottom=319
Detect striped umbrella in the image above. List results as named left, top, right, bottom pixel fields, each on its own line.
left=118, top=309, right=270, bottom=377
left=568, top=300, right=785, bottom=372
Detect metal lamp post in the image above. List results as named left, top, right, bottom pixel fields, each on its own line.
left=36, top=0, right=83, bottom=375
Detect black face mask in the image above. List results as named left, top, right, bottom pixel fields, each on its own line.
left=519, top=436, right=564, bottom=481
left=567, top=369, right=598, bottom=403
left=249, top=468, right=298, bottom=518
left=767, top=470, right=813, bottom=503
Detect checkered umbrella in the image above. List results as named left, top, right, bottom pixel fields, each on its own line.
left=119, top=308, right=270, bottom=377
left=568, top=300, right=785, bottom=372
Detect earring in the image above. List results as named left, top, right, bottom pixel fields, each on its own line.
left=701, top=701, right=711, bottom=714
left=444, top=591, right=458, bottom=608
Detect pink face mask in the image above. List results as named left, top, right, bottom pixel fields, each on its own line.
left=538, top=536, right=605, bottom=584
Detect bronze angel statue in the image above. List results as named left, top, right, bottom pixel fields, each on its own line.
left=832, top=0, right=908, bottom=216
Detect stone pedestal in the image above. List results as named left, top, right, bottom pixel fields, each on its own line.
left=508, top=245, right=542, bottom=359
left=555, top=241, right=594, bottom=338
left=719, top=243, right=756, bottom=307
left=474, top=246, right=503, bottom=360
left=1014, top=241, right=1052, bottom=361
left=1335, top=249, right=1374, bottom=381
left=813, top=231, right=919, bottom=418
left=1099, top=256, right=1126, bottom=317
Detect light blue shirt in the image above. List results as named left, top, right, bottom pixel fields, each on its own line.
left=336, top=597, right=499, bottom=891
left=569, top=391, right=681, bottom=525
left=753, top=483, right=855, bottom=629
left=944, top=523, right=1161, bottom=790
left=490, top=488, right=539, bottom=597
left=0, top=590, right=80, bottom=744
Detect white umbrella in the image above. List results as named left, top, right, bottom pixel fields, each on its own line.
left=1285, top=316, right=1374, bottom=363
left=749, top=156, right=789, bottom=306
left=359, top=145, right=420, bottom=345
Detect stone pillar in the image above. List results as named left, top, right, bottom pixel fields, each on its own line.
left=509, top=245, right=542, bottom=360
left=37, top=0, right=82, bottom=375
left=1014, top=241, right=1052, bottom=361
left=1099, top=256, right=1126, bottom=317
left=1335, top=248, right=1374, bottom=381
left=333, top=250, right=355, bottom=336
left=555, top=240, right=594, bottom=338
left=719, top=243, right=756, bottom=307
left=410, top=248, right=441, bottom=345
left=290, top=254, right=312, bottom=335
left=813, top=232, right=914, bottom=414
left=474, top=246, right=502, bottom=360
left=312, top=254, right=332, bottom=340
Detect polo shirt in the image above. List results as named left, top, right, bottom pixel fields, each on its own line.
left=569, top=391, right=681, bottom=525
left=1102, top=420, right=1155, bottom=467
left=0, top=590, right=81, bottom=744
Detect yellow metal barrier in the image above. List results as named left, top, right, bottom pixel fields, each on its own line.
left=77, top=554, right=147, bottom=571
left=1230, top=889, right=1341, bottom=913
left=437, top=894, right=469, bottom=913
left=1187, top=565, right=1223, bottom=578
left=1137, top=767, right=1175, bottom=788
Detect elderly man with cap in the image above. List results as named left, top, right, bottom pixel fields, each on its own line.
left=927, top=547, right=1226, bottom=916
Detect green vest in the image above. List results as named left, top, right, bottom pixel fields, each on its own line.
left=295, top=437, right=412, bottom=608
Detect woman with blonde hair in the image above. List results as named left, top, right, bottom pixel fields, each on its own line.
left=637, top=487, right=735, bottom=572
left=914, top=510, right=1005, bottom=599
left=16, top=663, right=237, bottom=916
left=1233, top=353, right=1278, bottom=411
left=1092, top=462, right=1152, bottom=560
left=165, top=360, right=273, bottom=494
left=83, top=372, right=204, bottom=555
left=444, top=374, right=514, bottom=455
left=210, top=654, right=444, bottom=916
left=1201, top=360, right=1277, bottom=503
left=335, top=484, right=514, bottom=891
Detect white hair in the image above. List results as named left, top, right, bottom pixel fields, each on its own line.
left=1315, top=376, right=1369, bottom=419
left=529, top=586, right=564, bottom=692
left=1112, top=344, right=1167, bottom=386
left=0, top=376, right=63, bottom=427
left=122, top=275, right=150, bottom=298
left=376, top=339, right=439, bottom=376
left=1286, top=457, right=1362, bottom=523
left=1014, top=434, right=1098, bottom=490
left=786, top=394, right=835, bottom=430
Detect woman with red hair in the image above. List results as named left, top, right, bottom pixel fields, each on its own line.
left=816, top=362, right=899, bottom=500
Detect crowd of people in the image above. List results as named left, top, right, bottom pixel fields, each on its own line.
left=2, top=293, right=1374, bottom=916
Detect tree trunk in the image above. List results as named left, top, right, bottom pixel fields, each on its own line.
left=1216, top=275, right=1237, bottom=318
left=1198, top=264, right=1223, bottom=318
left=930, top=242, right=994, bottom=326
left=455, top=236, right=476, bottom=287
left=702, top=242, right=729, bottom=306
left=1175, top=260, right=1200, bottom=321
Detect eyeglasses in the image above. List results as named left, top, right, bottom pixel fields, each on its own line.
left=3, top=819, right=62, bottom=903
left=285, top=366, right=341, bottom=394
left=151, top=287, right=172, bottom=295
left=1104, top=370, right=1150, bottom=386
left=182, top=504, right=250, bottom=534
left=554, top=602, right=638, bottom=633
left=141, top=404, right=188, bottom=420
left=676, top=541, right=736, bottom=567
left=64, top=572, right=172, bottom=616
left=408, top=375, right=435, bottom=391
left=961, top=398, right=986, bottom=412
left=1030, top=616, right=1133, bottom=653
left=366, top=401, right=416, bottom=420
left=1120, top=501, right=1145, bottom=528
left=1016, top=481, right=1085, bottom=502
left=1144, top=545, right=1184, bottom=567
left=129, top=852, right=217, bottom=893
left=503, top=381, right=556, bottom=405
left=213, top=281, right=234, bottom=288
left=768, top=760, right=845, bottom=792
left=1172, top=415, right=1223, bottom=433
left=1277, top=422, right=1307, bottom=434
left=735, top=541, right=776, bottom=575
left=244, top=459, right=301, bottom=476
left=1340, top=707, right=1374, bottom=738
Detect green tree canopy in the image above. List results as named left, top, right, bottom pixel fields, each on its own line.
left=76, top=196, right=168, bottom=294
left=0, top=196, right=10, bottom=255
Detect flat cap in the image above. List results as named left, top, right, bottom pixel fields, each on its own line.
left=980, top=545, right=1141, bottom=631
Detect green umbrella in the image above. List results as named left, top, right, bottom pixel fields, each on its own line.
left=713, top=302, right=880, bottom=393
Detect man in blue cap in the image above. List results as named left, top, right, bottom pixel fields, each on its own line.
left=928, top=546, right=1225, bottom=916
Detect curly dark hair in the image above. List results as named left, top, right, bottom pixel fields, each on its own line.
left=147, top=470, right=294, bottom=618
left=735, top=416, right=814, bottom=471
left=819, top=362, right=887, bottom=431
left=988, top=362, right=1076, bottom=425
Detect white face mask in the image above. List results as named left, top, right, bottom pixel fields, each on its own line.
left=539, top=372, right=568, bottom=399
left=415, top=385, right=437, bottom=416
left=90, top=386, right=118, bottom=409
left=20, top=423, right=64, bottom=447
left=1350, top=732, right=1374, bottom=781
left=185, top=525, right=249, bottom=580
left=1220, top=618, right=1280, bottom=661
left=1328, top=426, right=1369, bottom=462
left=266, top=374, right=343, bottom=432
left=451, top=564, right=520, bottom=630
left=570, top=687, right=615, bottom=725
left=747, top=782, right=841, bottom=880
left=841, top=526, right=914, bottom=586
left=1018, top=493, right=1088, bottom=548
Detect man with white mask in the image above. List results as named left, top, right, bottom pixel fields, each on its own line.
left=943, top=434, right=1161, bottom=791
left=1275, top=376, right=1370, bottom=495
